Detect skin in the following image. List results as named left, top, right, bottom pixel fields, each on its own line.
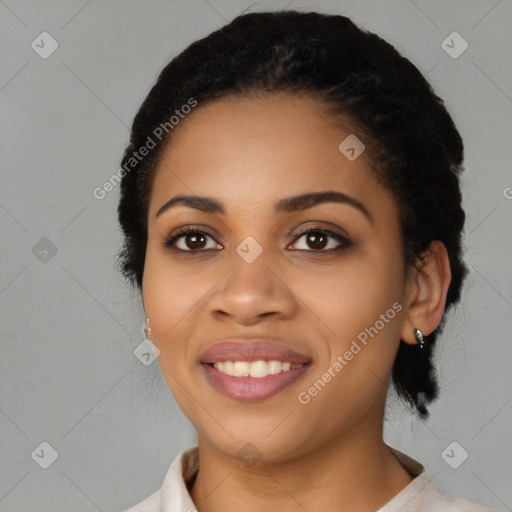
left=142, top=93, right=452, bottom=512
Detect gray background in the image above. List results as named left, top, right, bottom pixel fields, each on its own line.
left=1, top=0, right=511, bottom=511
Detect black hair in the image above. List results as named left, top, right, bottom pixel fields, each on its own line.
left=116, top=10, right=468, bottom=419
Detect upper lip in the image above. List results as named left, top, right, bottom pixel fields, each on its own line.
left=200, top=339, right=312, bottom=364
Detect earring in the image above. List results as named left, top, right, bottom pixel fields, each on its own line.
left=414, top=328, right=425, bottom=349
left=143, top=317, right=151, bottom=341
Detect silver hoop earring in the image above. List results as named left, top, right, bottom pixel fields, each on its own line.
left=414, top=328, right=425, bottom=349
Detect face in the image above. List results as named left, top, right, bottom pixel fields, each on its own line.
left=142, top=94, right=410, bottom=463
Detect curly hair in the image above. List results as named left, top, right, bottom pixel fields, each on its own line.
left=116, top=10, right=468, bottom=419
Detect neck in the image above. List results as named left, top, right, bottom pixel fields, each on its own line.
left=189, top=411, right=413, bottom=512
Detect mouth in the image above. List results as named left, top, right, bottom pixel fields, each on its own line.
left=201, top=361, right=311, bottom=402
left=200, top=339, right=312, bottom=402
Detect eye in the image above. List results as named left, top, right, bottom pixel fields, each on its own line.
left=289, top=227, right=352, bottom=252
left=163, top=225, right=352, bottom=254
left=163, top=227, right=222, bottom=252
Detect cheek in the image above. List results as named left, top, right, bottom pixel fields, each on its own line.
left=142, top=256, right=205, bottom=405
left=141, top=249, right=204, bottom=363
left=300, top=253, right=404, bottom=392
left=294, top=253, right=402, bottom=339
left=143, top=247, right=211, bottom=322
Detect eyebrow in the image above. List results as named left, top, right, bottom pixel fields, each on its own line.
left=155, top=190, right=373, bottom=223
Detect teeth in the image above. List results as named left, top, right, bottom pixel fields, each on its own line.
left=212, top=360, right=304, bottom=378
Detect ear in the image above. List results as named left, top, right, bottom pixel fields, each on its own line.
left=400, top=241, right=452, bottom=345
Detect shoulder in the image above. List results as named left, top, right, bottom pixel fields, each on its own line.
left=380, top=472, right=496, bottom=512
left=422, top=487, right=496, bottom=512
left=379, top=472, right=496, bottom=512
left=121, top=446, right=199, bottom=512
left=122, top=489, right=160, bottom=512
left=383, top=446, right=496, bottom=512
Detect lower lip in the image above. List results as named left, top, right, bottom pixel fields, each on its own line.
left=202, top=363, right=311, bottom=402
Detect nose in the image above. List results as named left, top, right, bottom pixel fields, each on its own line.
left=207, top=248, right=299, bottom=326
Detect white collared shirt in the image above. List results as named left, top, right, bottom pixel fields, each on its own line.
left=123, top=445, right=495, bottom=512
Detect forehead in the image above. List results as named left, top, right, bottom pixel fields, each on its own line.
left=148, top=94, right=394, bottom=218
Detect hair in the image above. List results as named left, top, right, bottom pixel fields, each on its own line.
left=116, top=10, right=468, bottom=419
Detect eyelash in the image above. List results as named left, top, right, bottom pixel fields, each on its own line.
left=162, top=225, right=352, bottom=254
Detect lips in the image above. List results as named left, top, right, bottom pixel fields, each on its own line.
left=199, top=339, right=312, bottom=402
left=200, top=340, right=312, bottom=364
left=202, top=363, right=310, bottom=402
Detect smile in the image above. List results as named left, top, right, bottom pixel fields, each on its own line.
left=202, top=361, right=311, bottom=402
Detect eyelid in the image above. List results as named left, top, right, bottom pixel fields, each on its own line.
left=288, top=221, right=350, bottom=241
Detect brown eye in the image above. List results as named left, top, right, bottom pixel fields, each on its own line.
left=182, top=232, right=208, bottom=250
left=163, top=228, right=222, bottom=252
left=290, top=228, right=352, bottom=252
left=305, top=231, right=328, bottom=250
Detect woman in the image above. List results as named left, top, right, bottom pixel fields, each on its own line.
left=117, top=10, right=494, bottom=512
